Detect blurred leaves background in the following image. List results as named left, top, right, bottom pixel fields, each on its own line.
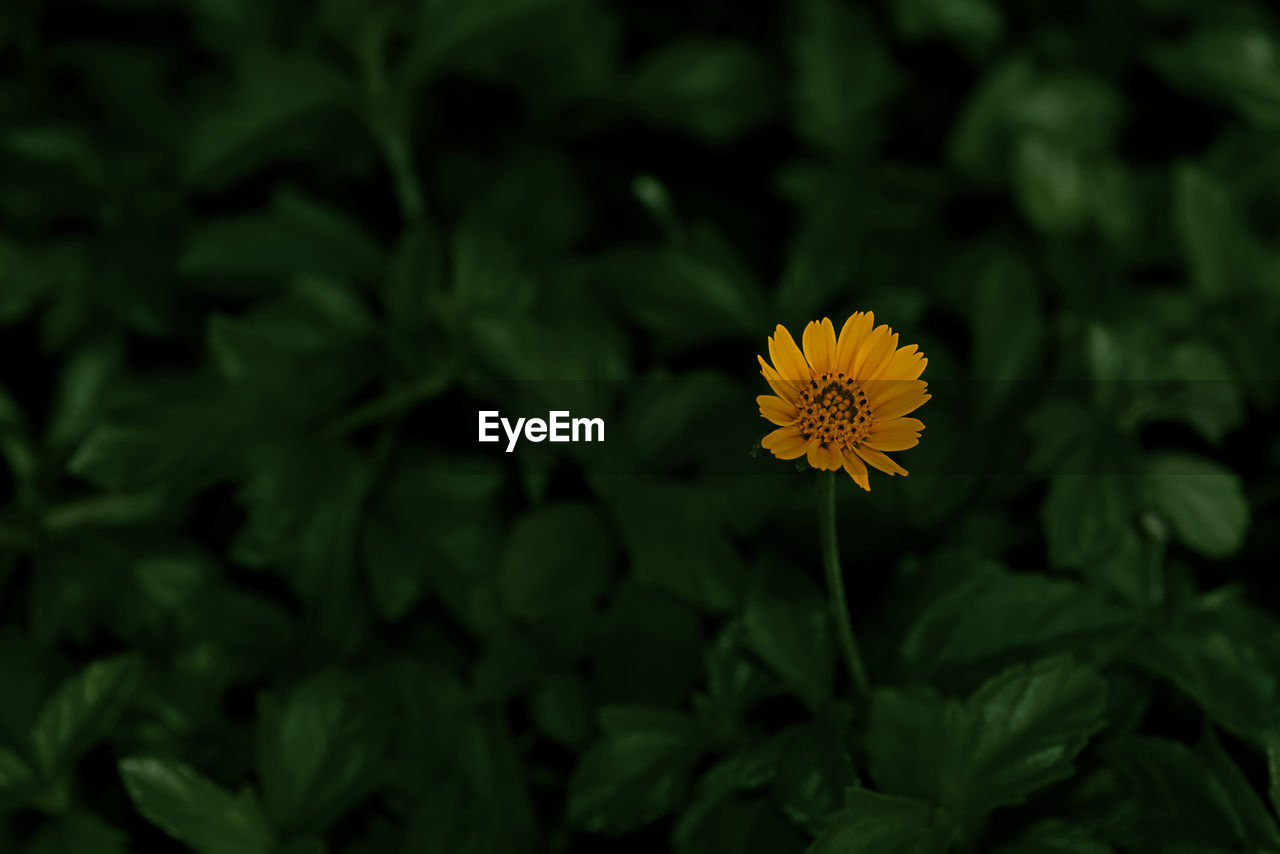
left=2, top=0, right=1280, bottom=851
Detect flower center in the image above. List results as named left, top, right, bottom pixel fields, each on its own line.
left=798, top=372, right=872, bottom=448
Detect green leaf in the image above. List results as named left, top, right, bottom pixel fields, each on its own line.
left=0, top=748, right=35, bottom=805
left=949, top=58, right=1035, bottom=180
left=970, top=252, right=1043, bottom=393
left=568, top=706, right=705, bottom=835
left=700, top=622, right=778, bottom=728
left=1198, top=728, right=1280, bottom=849
left=46, top=337, right=124, bottom=454
left=361, top=506, right=434, bottom=623
left=991, top=820, right=1113, bottom=854
left=0, top=633, right=56, bottom=747
left=189, top=589, right=298, bottom=681
left=27, top=812, right=132, bottom=854
left=1104, top=736, right=1259, bottom=851
left=1140, top=343, right=1244, bottom=443
left=208, top=279, right=379, bottom=426
left=1043, top=472, right=1133, bottom=570
left=742, top=561, right=833, bottom=711
left=0, top=236, right=48, bottom=324
left=427, top=2, right=620, bottom=109
left=869, top=657, right=1107, bottom=824
left=234, top=439, right=369, bottom=606
left=402, top=0, right=582, bottom=82
left=445, top=213, right=535, bottom=320
left=809, top=789, right=949, bottom=854
left=499, top=502, right=616, bottom=622
left=1151, top=24, right=1280, bottom=126
left=888, top=0, right=1003, bottom=56
left=385, top=219, right=446, bottom=333
left=789, top=0, right=898, bottom=152
left=867, top=687, right=950, bottom=805
left=182, top=191, right=382, bottom=294
left=386, top=661, right=536, bottom=851
left=902, top=566, right=1131, bottom=685
left=68, top=378, right=246, bottom=495
left=675, top=795, right=808, bottom=854
left=1265, top=729, right=1280, bottom=821
left=898, top=404, right=979, bottom=528
left=1129, top=593, right=1280, bottom=741
left=1086, top=528, right=1165, bottom=609
left=1, top=124, right=105, bottom=197
left=1141, top=453, right=1248, bottom=559
left=622, top=370, right=747, bottom=473
left=626, top=39, right=778, bottom=142
left=1012, top=133, right=1093, bottom=234
left=591, top=245, right=762, bottom=347
left=772, top=705, right=859, bottom=832
left=32, top=653, right=142, bottom=775
left=361, top=450, right=504, bottom=622
left=951, top=656, right=1107, bottom=816
left=1026, top=400, right=1094, bottom=475
left=530, top=671, right=593, bottom=749
left=184, top=53, right=356, bottom=188
left=594, top=477, right=744, bottom=612
left=256, top=671, right=386, bottom=834
left=1172, top=163, right=1260, bottom=299
left=119, top=757, right=275, bottom=854
left=133, top=552, right=216, bottom=611
left=950, top=60, right=1120, bottom=181
left=1084, top=321, right=1126, bottom=385
left=683, top=735, right=782, bottom=803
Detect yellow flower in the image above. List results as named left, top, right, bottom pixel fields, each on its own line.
left=757, top=313, right=929, bottom=490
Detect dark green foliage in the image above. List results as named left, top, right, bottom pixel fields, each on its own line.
left=1, top=0, right=1279, bottom=852
left=567, top=706, right=705, bottom=835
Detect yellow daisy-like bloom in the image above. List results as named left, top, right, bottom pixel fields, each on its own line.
left=757, top=313, right=929, bottom=491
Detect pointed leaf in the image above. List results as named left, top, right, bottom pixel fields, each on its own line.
left=33, top=654, right=142, bottom=775
left=568, top=706, right=705, bottom=835
left=810, top=789, right=949, bottom=854
left=949, top=656, right=1107, bottom=815
left=119, top=757, right=274, bottom=854
left=256, top=672, right=386, bottom=834
left=1142, top=453, right=1247, bottom=559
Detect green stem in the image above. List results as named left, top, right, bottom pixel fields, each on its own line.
left=819, top=472, right=870, bottom=700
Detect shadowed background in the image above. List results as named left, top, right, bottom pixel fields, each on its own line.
left=2, top=0, right=1280, bottom=851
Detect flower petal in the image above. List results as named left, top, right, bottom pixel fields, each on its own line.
left=835, top=312, right=874, bottom=375
left=871, top=416, right=924, bottom=434
left=772, top=441, right=811, bottom=460
left=852, top=324, right=896, bottom=379
left=867, top=379, right=929, bottom=412
left=807, top=442, right=842, bottom=471
left=762, top=426, right=810, bottom=460
left=762, top=425, right=803, bottom=448
left=758, top=355, right=802, bottom=405
left=821, top=317, right=837, bottom=359
left=768, top=324, right=811, bottom=382
left=863, top=432, right=920, bottom=452
left=865, top=417, right=924, bottom=451
left=757, top=394, right=798, bottom=427
left=842, top=450, right=870, bottom=491
left=803, top=318, right=837, bottom=376
left=855, top=444, right=908, bottom=476
left=875, top=344, right=928, bottom=382
left=874, top=388, right=931, bottom=420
